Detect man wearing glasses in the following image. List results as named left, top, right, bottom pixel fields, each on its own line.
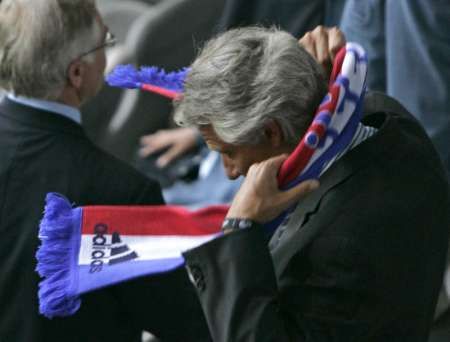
left=0, top=1, right=196, bottom=341
left=0, top=1, right=358, bottom=342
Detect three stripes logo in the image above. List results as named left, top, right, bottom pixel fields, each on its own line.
left=109, top=232, right=138, bottom=265
left=89, top=223, right=138, bottom=273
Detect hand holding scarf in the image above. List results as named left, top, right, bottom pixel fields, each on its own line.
left=36, top=43, right=367, bottom=318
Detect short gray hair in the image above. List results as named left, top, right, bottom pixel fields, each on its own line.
left=174, top=26, right=327, bottom=145
left=0, top=0, right=100, bottom=100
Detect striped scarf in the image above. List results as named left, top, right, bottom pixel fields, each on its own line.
left=36, top=43, right=368, bottom=318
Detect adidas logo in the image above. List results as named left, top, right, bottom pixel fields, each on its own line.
left=108, top=232, right=138, bottom=265
left=90, top=224, right=139, bottom=273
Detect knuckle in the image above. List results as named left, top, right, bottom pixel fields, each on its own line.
left=153, top=132, right=163, bottom=139
left=332, top=26, right=343, bottom=35
left=249, top=163, right=259, bottom=173
left=302, top=32, right=312, bottom=41
left=319, top=56, right=329, bottom=65
left=313, top=25, right=324, bottom=34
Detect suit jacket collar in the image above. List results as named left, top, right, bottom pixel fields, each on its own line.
left=0, top=96, right=85, bottom=138
left=270, top=109, right=399, bottom=278
left=7, top=94, right=82, bottom=125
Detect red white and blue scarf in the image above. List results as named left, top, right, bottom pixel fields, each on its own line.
left=36, top=43, right=367, bottom=318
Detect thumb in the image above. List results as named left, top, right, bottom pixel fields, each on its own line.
left=278, top=179, right=320, bottom=207
left=156, top=145, right=184, bottom=167
left=261, top=154, right=289, bottom=177
left=269, top=153, right=289, bottom=168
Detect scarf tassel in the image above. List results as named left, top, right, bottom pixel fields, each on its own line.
left=35, top=193, right=80, bottom=318
left=35, top=43, right=368, bottom=319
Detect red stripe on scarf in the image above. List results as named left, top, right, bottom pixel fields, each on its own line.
left=277, top=47, right=347, bottom=185
left=81, top=205, right=228, bottom=236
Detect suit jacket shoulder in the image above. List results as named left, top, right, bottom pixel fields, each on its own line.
left=0, top=98, right=164, bottom=342
left=183, top=93, right=450, bottom=342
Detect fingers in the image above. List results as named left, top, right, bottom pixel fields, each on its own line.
left=313, top=26, right=331, bottom=70
left=261, top=154, right=319, bottom=214
left=299, top=31, right=316, bottom=58
left=277, top=179, right=319, bottom=209
left=138, top=131, right=171, bottom=158
left=226, top=154, right=320, bottom=223
left=138, top=142, right=158, bottom=158
left=139, top=131, right=192, bottom=167
left=156, top=145, right=185, bottom=168
left=299, top=26, right=346, bottom=75
left=138, top=127, right=200, bottom=164
left=328, top=26, right=346, bottom=59
left=267, top=153, right=289, bottom=170
left=249, top=154, right=288, bottom=178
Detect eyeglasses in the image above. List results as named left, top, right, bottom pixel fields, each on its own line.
left=78, top=30, right=117, bottom=59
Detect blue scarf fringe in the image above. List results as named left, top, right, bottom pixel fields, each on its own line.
left=35, top=193, right=81, bottom=318
left=36, top=43, right=368, bottom=318
left=106, top=64, right=189, bottom=91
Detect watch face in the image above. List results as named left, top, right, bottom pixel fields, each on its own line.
left=222, top=218, right=254, bottom=232
left=238, top=219, right=252, bottom=229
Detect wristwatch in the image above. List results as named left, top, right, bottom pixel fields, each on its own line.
left=221, top=218, right=258, bottom=233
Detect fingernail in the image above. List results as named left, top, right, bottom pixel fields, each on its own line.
left=138, top=149, right=147, bottom=157
left=156, top=158, right=167, bottom=168
left=308, top=180, right=320, bottom=190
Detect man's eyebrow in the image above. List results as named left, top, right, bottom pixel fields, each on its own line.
left=205, top=141, right=224, bottom=153
left=205, top=142, right=219, bottom=151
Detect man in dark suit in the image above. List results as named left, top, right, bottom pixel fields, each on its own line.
left=0, top=1, right=209, bottom=341
left=0, top=1, right=345, bottom=340
left=174, top=27, right=450, bottom=341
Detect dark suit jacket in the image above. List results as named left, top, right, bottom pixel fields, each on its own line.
left=184, top=93, right=450, bottom=341
left=0, top=97, right=208, bottom=342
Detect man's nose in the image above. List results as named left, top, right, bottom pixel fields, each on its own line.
left=222, top=156, right=240, bottom=180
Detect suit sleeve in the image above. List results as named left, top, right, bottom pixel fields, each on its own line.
left=183, top=183, right=449, bottom=342
left=183, top=227, right=371, bottom=342
left=183, top=227, right=294, bottom=342
left=182, top=221, right=396, bottom=342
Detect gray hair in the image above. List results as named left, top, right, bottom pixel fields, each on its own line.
left=174, top=26, right=327, bottom=145
left=0, top=0, right=101, bottom=100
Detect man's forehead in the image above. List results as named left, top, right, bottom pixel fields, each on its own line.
left=199, top=126, right=230, bottom=149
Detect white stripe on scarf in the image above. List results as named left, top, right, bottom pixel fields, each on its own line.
left=321, top=122, right=377, bottom=175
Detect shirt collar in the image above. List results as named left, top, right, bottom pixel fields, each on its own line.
left=7, top=93, right=82, bottom=125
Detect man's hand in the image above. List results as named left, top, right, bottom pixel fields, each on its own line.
left=299, top=26, right=346, bottom=76
left=226, top=155, right=319, bottom=223
left=139, top=127, right=200, bottom=167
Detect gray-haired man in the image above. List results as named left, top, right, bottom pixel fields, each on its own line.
left=176, top=27, right=449, bottom=341
left=0, top=2, right=342, bottom=340
left=0, top=1, right=207, bottom=341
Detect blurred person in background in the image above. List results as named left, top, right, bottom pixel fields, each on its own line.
left=0, top=1, right=207, bottom=341
left=218, top=0, right=345, bottom=36
left=340, top=2, right=450, bottom=340
left=0, top=1, right=349, bottom=341
left=138, top=127, right=243, bottom=208
left=340, top=0, right=450, bottom=180
left=137, top=0, right=347, bottom=208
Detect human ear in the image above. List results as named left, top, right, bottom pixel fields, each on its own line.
left=264, top=120, right=284, bottom=147
left=67, top=60, right=85, bottom=90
